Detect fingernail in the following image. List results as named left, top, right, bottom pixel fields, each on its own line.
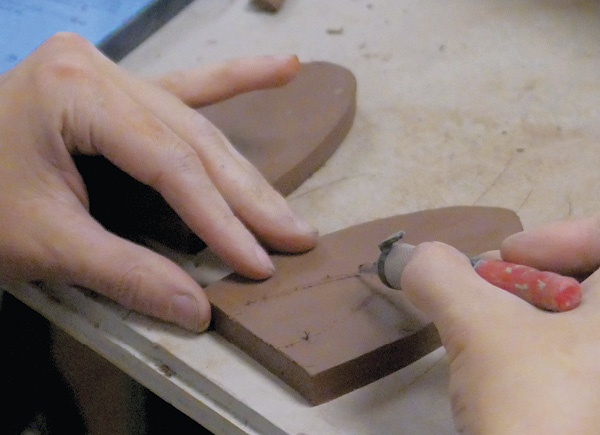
left=503, top=230, right=528, bottom=245
left=293, top=215, right=319, bottom=237
left=267, top=54, right=297, bottom=61
left=255, top=245, right=275, bottom=274
left=170, top=295, right=202, bottom=332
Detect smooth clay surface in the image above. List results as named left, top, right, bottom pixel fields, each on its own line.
left=198, top=61, right=357, bottom=196
left=206, top=206, right=523, bottom=405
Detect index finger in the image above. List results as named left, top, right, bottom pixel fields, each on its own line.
left=501, top=215, right=600, bottom=276
left=151, top=55, right=301, bottom=107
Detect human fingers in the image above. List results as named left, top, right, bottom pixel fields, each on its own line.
left=501, top=214, right=600, bottom=276
left=0, top=173, right=210, bottom=332
left=400, top=242, right=600, bottom=434
left=400, top=242, right=535, bottom=343
left=70, top=77, right=280, bottom=279
left=24, top=33, right=314, bottom=279
left=0, top=34, right=211, bottom=331
left=151, top=55, right=300, bottom=107
left=46, top=204, right=211, bottom=332
left=94, top=49, right=318, bottom=256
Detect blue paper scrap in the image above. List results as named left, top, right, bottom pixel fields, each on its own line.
left=0, top=0, right=152, bottom=73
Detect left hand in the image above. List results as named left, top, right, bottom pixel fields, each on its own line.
left=0, top=32, right=317, bottom=331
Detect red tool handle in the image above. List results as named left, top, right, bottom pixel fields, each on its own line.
left=473, top=259, right=582, bottom=312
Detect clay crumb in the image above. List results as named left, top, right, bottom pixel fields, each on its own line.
left=158, top=364, right=175, bottom=378
left=326, top=27, right=344, bottom=35
left=302, top=331, right=310, bottom=341
left=252, top=0, right=284, bottom=12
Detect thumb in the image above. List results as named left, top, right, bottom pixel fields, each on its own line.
left=51, top=211, right=211, bottom=332
left=501, top=214, right=600, bottom=276
left=400, top=242, right=533, bottom=340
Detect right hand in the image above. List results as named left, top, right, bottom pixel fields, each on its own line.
left=401, top=217, right=600, bottom=434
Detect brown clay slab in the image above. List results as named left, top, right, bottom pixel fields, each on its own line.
left=198, top=61, right=357, bottom=196
left=206, top=206, right=523, bottom=405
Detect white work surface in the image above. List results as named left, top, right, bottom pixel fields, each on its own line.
left=8, top=0, right=600, bottom=433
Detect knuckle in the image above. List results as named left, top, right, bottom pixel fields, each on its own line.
left=189, top=112, right=227, bottom=145
left=154, top=70, right=185, bottom=95
left=169, top=147, right=204, bottom=176
left=412, top=241, right=441, bottom=261
left=187, top=113, right=261, bottom=176
left=416, top=241, right=454, bottom=260
left=43, top=31, right=96, bottom=53
left=402, top=242, right=446, bottom=281
left=30, top=34, right=104, bottom=91
left=113, top=265, right=151, bottom=310
left=214, top=62, right=240, bottom=89
left=33, top=59, right=99, bottom=89
left=149, top=146, right=204, bottom=189
left=187, top=113, right=266, bottom=181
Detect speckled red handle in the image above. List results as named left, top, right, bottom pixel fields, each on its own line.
left=473, top=259, right=582, bottom=312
